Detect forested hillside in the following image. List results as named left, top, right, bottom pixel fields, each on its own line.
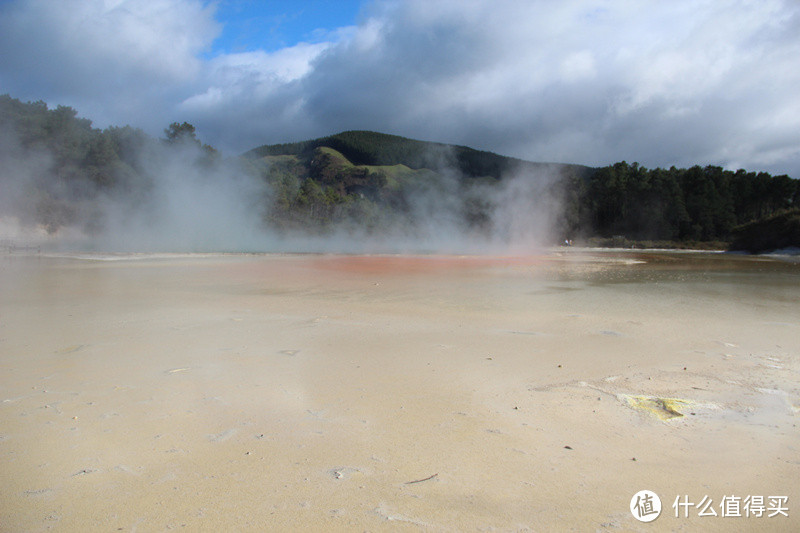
left=250, top=132, right=798, bottom=247
left=2, top=94, right=798, bottom=251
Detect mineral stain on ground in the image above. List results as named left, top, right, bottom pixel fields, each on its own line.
left=618, top=394, right=696, bottom=421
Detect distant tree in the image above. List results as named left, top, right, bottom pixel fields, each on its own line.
left=164, top=121, right=199, bottom=145
left=82, top=132, right=118, bottom=188
left=163, top=121, right=219, bottom=167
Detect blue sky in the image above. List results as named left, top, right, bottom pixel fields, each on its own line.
left=0, top=0, right=799, bottom=178
left=210, top=0, right=364, bottom=54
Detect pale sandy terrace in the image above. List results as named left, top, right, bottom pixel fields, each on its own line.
left=0, top=251, right=798, bottom=531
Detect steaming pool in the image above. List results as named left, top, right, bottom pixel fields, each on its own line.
left=1, top=249, right=798, bottom=530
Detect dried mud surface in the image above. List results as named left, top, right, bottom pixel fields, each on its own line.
left=1, top=251, right=798, bottom=531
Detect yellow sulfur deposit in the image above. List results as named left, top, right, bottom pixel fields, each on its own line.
left=618, top=394, right=695, bottom=421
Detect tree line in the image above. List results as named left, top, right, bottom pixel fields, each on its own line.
left=561, top=161, right=798, bottom=244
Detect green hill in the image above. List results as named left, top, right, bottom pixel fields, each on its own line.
left=245, top=130, right=592, bottom=180
left=244, top=130, right=598, bottom=237
left=242, top=131, right=592, bottom=236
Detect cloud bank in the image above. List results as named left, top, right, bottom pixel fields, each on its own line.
left=1, top=0, right=799, bottom=177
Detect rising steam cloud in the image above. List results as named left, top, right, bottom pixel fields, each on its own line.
left=0, top=128, right=565, bottom=255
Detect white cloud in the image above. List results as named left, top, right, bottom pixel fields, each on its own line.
left=0, top=0, right=218, bottom=128
left=1, top=0, right=799, bottom=176
left=179, top=42, right=331, bottom=113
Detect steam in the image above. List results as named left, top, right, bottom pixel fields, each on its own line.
left=88, top=145, right=271, bottom=252
left=0, top=131, right=566, bottom=255
left=485, top=166, right=565, bottom=253
left=362, top=162, right=565, bottom=254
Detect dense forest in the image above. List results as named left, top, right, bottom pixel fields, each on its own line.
left=575, top=161, right=798, bottom=246
left=1, top=94, right=798, bottom=251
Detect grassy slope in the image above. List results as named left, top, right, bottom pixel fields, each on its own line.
left=245, top=130, right=592, bottom=180
left=262, top=145, right=436, bottom=190
left=318, top=146, right=432, bottom=188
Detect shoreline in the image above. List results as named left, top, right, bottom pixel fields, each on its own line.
left=0, top=246, right=734, bottom=259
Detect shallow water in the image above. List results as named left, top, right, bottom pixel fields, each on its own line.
left=1, top=250, right=798, bottom=531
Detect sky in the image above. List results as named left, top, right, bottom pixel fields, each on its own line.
left=1, top=0, right=799, bottom=177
